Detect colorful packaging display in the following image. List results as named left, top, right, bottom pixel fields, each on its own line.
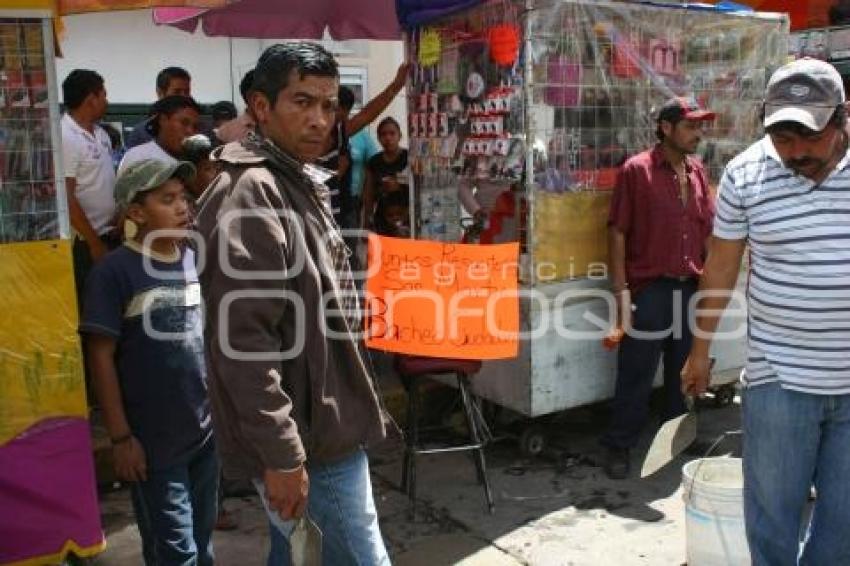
left=0, top=18, right=58, bottom=243
left=407, top=1, right=786, bottom=283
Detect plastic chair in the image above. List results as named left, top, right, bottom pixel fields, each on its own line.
left=395, top=355, right=495, bottom=516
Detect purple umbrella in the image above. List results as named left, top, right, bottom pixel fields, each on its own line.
left=154, top=0, right=402, bottom=40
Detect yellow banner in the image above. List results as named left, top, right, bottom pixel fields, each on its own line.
left=2, top=0, right=56, bottom=9
left=58, top=0, right=227, bottom=15
left=0, top=240, right=86, bottom=446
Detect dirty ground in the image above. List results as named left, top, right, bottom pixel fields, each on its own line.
left=89, top=390, right=741, bottom=566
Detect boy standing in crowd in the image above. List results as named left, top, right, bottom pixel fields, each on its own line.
left=80, top=159, right=217, bottom=565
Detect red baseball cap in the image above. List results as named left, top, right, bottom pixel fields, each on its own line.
left=656, top=96, right=716, bottom=123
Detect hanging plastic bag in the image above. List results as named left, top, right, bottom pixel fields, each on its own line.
left=290, top=515, right=322, bottom=566
left=611, top=33, right=642, bottom=78
left=544, top=28, right=582, bottom=107
left=419, top=28, right=441, bottom=68
left=489, top=24, right=520, bottom=67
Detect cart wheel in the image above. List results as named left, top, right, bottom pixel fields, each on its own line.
left=713, top=384, right=737, bottom=408
left=519, top=426, right=547, bottom=458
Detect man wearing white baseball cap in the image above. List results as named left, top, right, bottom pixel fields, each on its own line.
left=683, top=58, right=850, bottom=565
left=763, top=57, right=846, bottom=132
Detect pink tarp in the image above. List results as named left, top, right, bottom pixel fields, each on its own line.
left=153, top=0, right=401, bottom=40
left=0, top=418, right=104, bottom=564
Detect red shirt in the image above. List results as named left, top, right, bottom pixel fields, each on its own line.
left=608, top=144, right=714, bottom=293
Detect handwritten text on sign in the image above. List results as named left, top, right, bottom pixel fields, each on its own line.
left=365, top=235, right=520, bottom=360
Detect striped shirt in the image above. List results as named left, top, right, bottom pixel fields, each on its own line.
left=304, top=166, right=361, bottom=332
left=714, top=136, right=850, bottom=394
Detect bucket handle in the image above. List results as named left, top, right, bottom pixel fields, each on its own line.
left=683, top=429, right=742, bottom=505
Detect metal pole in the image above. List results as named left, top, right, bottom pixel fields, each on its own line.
left=42, top=14, right=70, bottom=240
left=522, top=0, right=535, bottom=287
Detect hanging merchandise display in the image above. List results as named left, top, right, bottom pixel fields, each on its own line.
left=407, top=3, right=526, bottom=242
left=403, top=0, right=787, bottom=420
left=0, top=9, right=104, bottom=566
left=438, top=45, right=461, bottom=93
left=418, top=27, right=442, bottom=67
left=789, top=23, right=850, bottom=67
left=543, top=35, right=582, bottom=107
left=0, top=19, right=59, bottom=243
left=489, top=23, right=520, bottom=67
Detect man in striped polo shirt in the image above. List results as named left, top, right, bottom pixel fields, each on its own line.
left=683, top=58, right=850, bottom=564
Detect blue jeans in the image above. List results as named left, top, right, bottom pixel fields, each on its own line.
left=602, top=278, right=695, bottom=450
left=256, top=449, right=390, bottom=566
left=743, top=382, right=850, bottom=565
left=130, top=437, right=218, bottom=566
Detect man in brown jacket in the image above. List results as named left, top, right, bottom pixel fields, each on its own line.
left=194, top=42, right=391, bottom=564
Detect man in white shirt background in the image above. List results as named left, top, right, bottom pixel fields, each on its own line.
left=61, top=69, right=116, bottom=307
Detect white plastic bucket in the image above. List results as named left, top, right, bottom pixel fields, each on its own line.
left=682, top=457, right=750, bottom=566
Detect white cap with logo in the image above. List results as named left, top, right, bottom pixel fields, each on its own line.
left=763, top=58, right=845, bottom=132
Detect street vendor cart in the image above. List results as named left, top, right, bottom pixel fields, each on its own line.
left=402, top=0, right=788, bottom=444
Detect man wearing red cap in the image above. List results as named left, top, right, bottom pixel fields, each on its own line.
left=601, top=96, right=716, bottom=479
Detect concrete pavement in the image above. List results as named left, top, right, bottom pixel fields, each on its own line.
left=89, top=393, right=741, bottom=565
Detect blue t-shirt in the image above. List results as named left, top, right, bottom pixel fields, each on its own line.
left=348, top=129, right=379, bottom=198
left=80, top=243, right=211, bottom=470
left=125, top=117, right=153, bottom=149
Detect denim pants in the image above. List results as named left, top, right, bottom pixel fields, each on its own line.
left=256, top=449, right=390, bottom=566
left=130, top=437, right=218, bottom=566
left=742, top=382, right=850, bottom=566
left=601, top=278, right=696, bottom=450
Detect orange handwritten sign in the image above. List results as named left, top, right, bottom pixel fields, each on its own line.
left=365, top=235, right=520, bottom=360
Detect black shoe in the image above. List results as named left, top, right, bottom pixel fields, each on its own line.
left=604, top=447, right=630, bottom=480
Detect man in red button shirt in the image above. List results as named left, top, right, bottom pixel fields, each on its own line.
left=601, top=96, right=716, bottom=479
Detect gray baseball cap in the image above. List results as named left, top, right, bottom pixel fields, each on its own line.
left=763, top=58, right=845, bottom=132
left=115, top=159, right=195, bottom=210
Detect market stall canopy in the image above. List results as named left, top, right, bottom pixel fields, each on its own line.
left=58, top=0, right=227, bottom=14
left=51, top=0, right=837, bottom=32
left=153, top=0, right=402, bottom=40
left=391, top=0, right=794, bottom=29
left=395, top=0, right=486, bottom=28
left=725, top=0, right=835, bottom=30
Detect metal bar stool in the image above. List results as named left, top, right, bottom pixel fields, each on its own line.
left=395, top=355, right=494, bottom=515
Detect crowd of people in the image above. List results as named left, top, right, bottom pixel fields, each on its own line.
left=62, top=39, right=850, bottom=565
left=65, top=44, right=409, bottom=565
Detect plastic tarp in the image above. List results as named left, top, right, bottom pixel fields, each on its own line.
left=0, top=241, right=100, bottom=566
left=154, top=0, right=402, bottom=40
left=404, top=0, right=787, bottom=282
left=393, top=0, right=779, bottom=28
left=527, top=1, right=787, bottom=278
left=0, top=418, right=103, bottom=565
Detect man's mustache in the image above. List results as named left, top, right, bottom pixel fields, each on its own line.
left=786, top=157, right=817, bottom=169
